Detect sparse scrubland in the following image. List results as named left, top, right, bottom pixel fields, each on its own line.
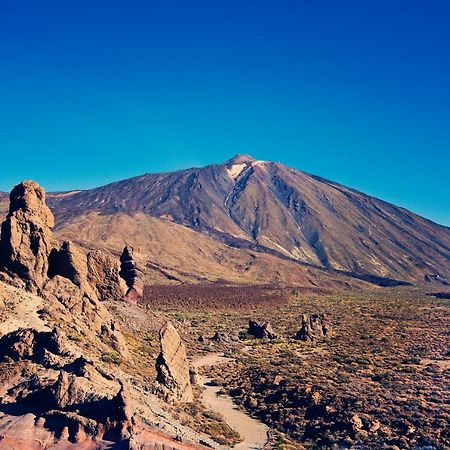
left=143, top=285, right=450, bottom=449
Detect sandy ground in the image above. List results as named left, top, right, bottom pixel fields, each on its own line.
left=192, top=353, right=269, bottom=450
left=0, top=282, right=51, bottom=335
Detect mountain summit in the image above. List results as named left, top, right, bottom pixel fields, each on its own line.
left=46, top=156, right=450, bottom=284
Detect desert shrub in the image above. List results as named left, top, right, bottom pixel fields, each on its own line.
left=67, top=331, right=83, bottom=342
left=101, top=351, right=122, bottom=364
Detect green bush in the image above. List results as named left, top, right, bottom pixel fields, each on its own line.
left=101, top=351, right=122, bottom=365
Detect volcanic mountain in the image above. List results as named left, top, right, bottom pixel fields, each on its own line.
left=14, top=155, right=450, bottom=285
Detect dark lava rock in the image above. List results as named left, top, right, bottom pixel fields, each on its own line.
left=248, top=320, right=278, bottom=339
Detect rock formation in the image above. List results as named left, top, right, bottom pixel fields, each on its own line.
left=0, top=180, right=130, bottom=360
left=87, top=250, right=125, bottom=301
left=0, top=181, right=213, bottom=449
left=0, top=327, right=69, bottom=363
left=248, top=320, right=278, bottom=339
left=0, top=181, right=54, bottom=291
left=295, top=313, right=332, bottom=341
left=155, top=321, right=193, bottom=403
left=48, top=242, right=124, bottom=302
left=48, top=240, right=90, bottom=287
left=120, top=245, right=144, bottom=301
left=424, top=273, right=449, bottom=285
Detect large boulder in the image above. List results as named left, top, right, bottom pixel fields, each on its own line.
left=119, top=246, right=144, bottom=302
left=48, top=241, right=88, bottom=288
left=0, top=181, right=54, bottom=291
left=248, top=320, right=278, bottom=339
left=295, top=313, right=332, bottom=341
left=155, top=322, right=193, bottom=403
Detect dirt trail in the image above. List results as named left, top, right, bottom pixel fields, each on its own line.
left=192, top=352, right=268, bottom=450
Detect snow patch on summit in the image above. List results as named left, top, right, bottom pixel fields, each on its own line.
left=227, top=163, right=247, bottom=179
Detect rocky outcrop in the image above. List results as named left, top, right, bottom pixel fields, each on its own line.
left=0, top=182, right=212, bottom=449
left=0, top=181, right=127, bottom=305
left=47, top=241, right=125, bottom=303
left=48, top=241, right=89, bottom=288
left=0, top=181, right=55, bottom=291
left=155, top=322, right=193, bottom=403
left=295, top=313, right=332, bottom=341
left=42, top=275, right=129, bottom=359
left=87, top=250, right=125, bottom=301
left=248, top=320, right=278, bottom=339
left=424, top=274, right=449, bottom=285
left=120, top=245, right=144, bottom=302
left=0, top=327, right=70, bottom=363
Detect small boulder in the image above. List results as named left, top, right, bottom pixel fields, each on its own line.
left=248, top=320, right=278, bottom=339
left=295, top=313, right=332, bottom=341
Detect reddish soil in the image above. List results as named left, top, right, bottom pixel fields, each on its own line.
left=141, top=284, right=305, bottom=309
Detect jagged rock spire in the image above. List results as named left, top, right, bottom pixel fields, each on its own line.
left=0, top=181, right=54, bottom=290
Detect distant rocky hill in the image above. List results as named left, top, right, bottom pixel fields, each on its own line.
left=2, top=155, right=449, bottom=285
left=42, top=155, right=450, bottom=284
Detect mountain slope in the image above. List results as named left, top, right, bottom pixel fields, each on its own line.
left=53, top=211, right=364, bottom=289
left=42, top=155, right=450, bottom=282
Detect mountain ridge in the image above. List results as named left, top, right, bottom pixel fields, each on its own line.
left=2, top=156, right=449, bottom=284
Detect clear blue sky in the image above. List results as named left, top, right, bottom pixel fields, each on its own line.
left=1, top=1, right=449, bottom=225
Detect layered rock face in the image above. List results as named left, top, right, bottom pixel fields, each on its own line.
left=295, top=313, right=332, bottom=341
left=48, top=240, right=89, bottom=287
left=155, top=322, right=193, bottom=403
left=0, top=181, right=54, bottom=290
left=120, top=245, right=144, bottom=301
left=248, top=320, right=278, bottom=339
left=0, top=326, right=134, bottom=445
left=87, top=250, right=125, bottom=301
left=48, top=241, right=124, bottom=303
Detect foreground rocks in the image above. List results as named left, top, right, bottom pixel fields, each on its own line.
left=0, top=181, right=215, bottom=449
left=155, top=322, right=193, bottom=403
left=295, top=313, right=332, bottom=341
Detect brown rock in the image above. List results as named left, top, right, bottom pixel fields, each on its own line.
left=155, top=322, right=193, bottom=403
left=48, top=241, right=88, bottom=287
left=87, top=250, right=125, bottom=301
left=0, top=327, right=70, bottom=363
left=295, top=313, right=332, bottom=341
left=272, top=374, right=283, bottom=386
left=189, top=367, right=200, bottom=385
left=109, top=381, right=133, bottom=439
left=42, top=276, right=129, bottom=359
left=119, top=245, right=144, bottom=302
left=43, top=276, right=101, bottom=329
left=0, top=181, right=54, bottom=290
left=350, top=414, right=363, bottom=431
left=369, top=420, right=381, bottom=433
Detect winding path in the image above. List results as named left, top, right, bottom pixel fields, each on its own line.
left=192, top=353, right=269, bottom=450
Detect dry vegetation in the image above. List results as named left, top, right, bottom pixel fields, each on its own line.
left=150, top=285, right=450, bottom=449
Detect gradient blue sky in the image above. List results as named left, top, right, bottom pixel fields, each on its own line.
left=1, top=1, right=449, bottom=225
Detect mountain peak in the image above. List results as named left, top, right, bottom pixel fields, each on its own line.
left=226, top=154, right=255, bottom=165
